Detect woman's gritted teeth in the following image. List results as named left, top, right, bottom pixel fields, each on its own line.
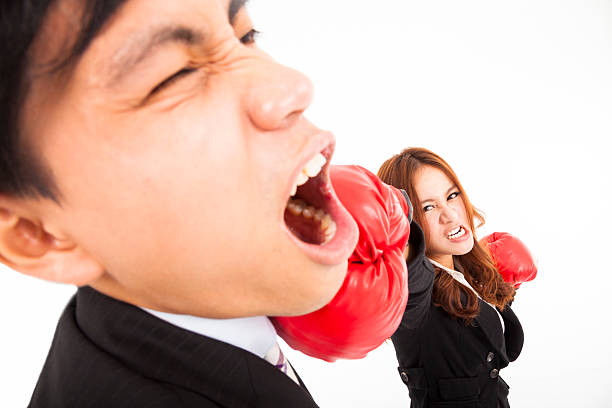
left=447, top=225, right=467, bottom=240
left=284, top=149, right=336, bottom=245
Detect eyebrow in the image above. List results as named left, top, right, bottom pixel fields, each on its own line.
left=229, top=0, right=250, bottom=24
left=420, top=185, right=458, bottom=205
left=106, top=26, right=203, bottom=85
left=106, top=0, right=249, bottom=85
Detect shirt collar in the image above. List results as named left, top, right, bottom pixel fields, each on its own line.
left=141, top=308, right=277, bottom=359
left=427, top=257, right=478, bottom=296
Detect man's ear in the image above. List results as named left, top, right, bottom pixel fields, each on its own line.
left=0, top=206, right=104, bottom=286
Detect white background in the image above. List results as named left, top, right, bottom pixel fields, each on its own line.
left=2, top=1, right=611, bottom=406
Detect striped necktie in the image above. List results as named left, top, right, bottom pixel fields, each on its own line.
left=264, top=342, right=300, bottom=385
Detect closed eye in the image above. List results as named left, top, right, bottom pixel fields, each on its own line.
left=240, top=28, right=260, bottom=45
left=149, top=67, right=198, bottom=96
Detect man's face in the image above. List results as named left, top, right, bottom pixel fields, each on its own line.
left=20, top=0, right=358, bottom=317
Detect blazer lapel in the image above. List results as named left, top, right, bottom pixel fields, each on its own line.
left=76, top=286, right=319, bottom=408
left=472, top=300, right=525, bottom=365
left=472, top=299, right=509, bottom=363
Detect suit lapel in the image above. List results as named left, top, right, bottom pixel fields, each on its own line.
left=76, top=286, right=318, bottom=408
left=472, top=299, right=509, bottom=363
left=472, top=300, right=525, bottom=365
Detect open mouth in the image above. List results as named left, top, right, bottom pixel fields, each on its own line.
left=282, top=141, right=359, bottom=265
left=284, top=145, right=336, bottom=245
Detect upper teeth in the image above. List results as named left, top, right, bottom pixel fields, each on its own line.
left=448, top=226, right=465, bottom=238
left=290, top=153, right=327, bottom=196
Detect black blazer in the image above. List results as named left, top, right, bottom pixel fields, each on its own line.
left=29, top=286, right=319, bottom=408
left=391, top=222, right=524, bottom=408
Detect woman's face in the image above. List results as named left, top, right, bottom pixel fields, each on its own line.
left=413, top=166, right=474, bottom=268
left=17, top=0, right=359, bottom=317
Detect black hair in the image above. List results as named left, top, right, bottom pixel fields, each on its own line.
left=0, top=0, right=128, bottom=201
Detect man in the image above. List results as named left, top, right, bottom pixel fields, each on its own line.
left=1, top=0, right=412, bottom=407
left=0, top=0, right=360, bottom=406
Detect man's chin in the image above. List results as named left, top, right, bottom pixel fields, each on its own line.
left=275, top=261, right=347, bottom=317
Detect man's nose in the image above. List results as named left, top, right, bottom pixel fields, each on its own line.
left=245, top=60, right=314, bottom=131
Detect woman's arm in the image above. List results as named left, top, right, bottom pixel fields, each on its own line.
left=396, top=221, right=435, bottom=331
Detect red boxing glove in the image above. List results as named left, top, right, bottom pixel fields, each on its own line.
left=480, top=232, right=537, bottom=288
left=271, top=165, right=411, bottom=362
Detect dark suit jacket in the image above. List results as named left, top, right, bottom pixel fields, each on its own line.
left=391, top=222, right=524, bottom=408
left=29, top=286, right=319, bottom=408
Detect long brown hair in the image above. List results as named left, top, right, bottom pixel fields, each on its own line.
left=378, top=147, right=515, bottom=324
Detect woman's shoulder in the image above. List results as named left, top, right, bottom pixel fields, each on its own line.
left=406, top=221, right=429, bottom=269
left=395, top=221, right=435, bottom=332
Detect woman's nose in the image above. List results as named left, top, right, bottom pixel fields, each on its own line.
left=246, top=60, right=314, bottom=131
left=439, top=205, right=458, bottom=224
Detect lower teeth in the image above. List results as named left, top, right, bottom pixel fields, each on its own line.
left=450, top=228, right=463, bottom=238
left=286, top=198, right=336, bottom=245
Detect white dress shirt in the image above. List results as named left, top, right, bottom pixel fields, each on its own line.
left=141, top=308, right=277, bottom=359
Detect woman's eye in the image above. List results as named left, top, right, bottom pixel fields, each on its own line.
left=423, top=205, right=434, bottom=212
left=240, top=28, right=260, bottom=45
left=149, top=67, right=197, bottom=96
left=448, top=191, right=461, bottom=200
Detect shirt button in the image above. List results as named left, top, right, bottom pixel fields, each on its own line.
left=400, top=371, right=409, bottom=384
left=486, top=352, right=495, bottom=363
left=489, top=368, right=499, bottom=379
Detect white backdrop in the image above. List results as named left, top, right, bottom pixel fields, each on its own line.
left=2, top=1, right=611, bottom=406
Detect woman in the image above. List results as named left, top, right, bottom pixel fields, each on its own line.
left=378, top=147, right=535, bottom=408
